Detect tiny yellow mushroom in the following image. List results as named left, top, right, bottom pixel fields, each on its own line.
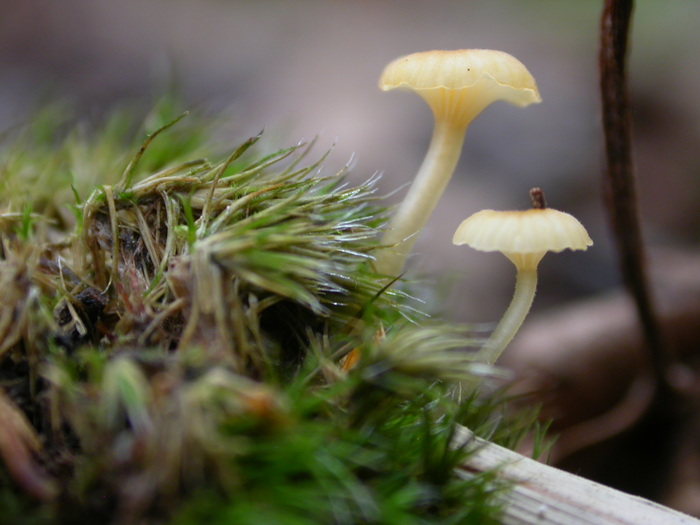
left=453, top=188, right=592, bottom=365
left=374, top=49, right=541, bottom=276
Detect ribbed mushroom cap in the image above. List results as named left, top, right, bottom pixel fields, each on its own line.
left=379, top=49, right=541, bottom=126
left=453, top=208, right=593, bottom=269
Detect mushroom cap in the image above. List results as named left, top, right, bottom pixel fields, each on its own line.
left=453, top=208, right=592, bottom=256
left=379, top=49, right=541, bottom=124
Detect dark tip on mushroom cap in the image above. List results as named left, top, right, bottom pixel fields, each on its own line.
left=530, top=187, right=547, bottom=209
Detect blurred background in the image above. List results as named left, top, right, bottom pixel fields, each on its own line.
left=2, top=0, right=700, bottom=319
left=2, top=0, right=700, bottom=515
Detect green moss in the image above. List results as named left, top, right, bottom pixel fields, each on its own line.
left=0, top=103, right=546, bottom=524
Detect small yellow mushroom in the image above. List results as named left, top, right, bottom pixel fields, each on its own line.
left=453, top=188, right=592, bottom=365
left=374, top=49, right=541, bottom=276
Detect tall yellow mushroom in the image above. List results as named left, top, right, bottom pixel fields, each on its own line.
left=453, top=188, right=592, bottom=365
left=374, top=49, right=541, bottom=276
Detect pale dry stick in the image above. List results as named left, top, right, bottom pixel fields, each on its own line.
left=454, top=425, right=700, bottom=525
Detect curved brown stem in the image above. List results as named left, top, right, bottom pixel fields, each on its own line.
left=599, top=0, right=672, bottom=399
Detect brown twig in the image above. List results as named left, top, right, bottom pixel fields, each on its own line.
left=599, top=0, right=671, bottom=397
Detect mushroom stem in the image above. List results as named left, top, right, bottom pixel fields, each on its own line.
left=478, top=266, right=538, bottom=365
left=374, top=119, right=467, bottom=275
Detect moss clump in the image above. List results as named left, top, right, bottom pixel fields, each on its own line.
left=0, top=104, right=544, bottom=524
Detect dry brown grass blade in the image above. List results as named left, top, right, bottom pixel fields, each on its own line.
left=0, top=388, right=57, bottom=500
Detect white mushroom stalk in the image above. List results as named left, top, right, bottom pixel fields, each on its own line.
left=374, top=49, right=541, bottom=276
left=453, top=188, right=593, bottom=365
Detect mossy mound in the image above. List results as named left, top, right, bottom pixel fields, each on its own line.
left=0, top=104, right=543, bottom=524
